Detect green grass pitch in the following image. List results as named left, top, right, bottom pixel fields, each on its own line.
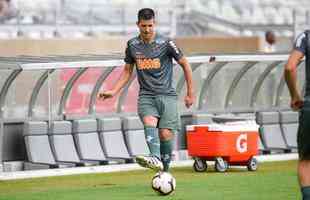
left=0, top=160, right=299, bottom=200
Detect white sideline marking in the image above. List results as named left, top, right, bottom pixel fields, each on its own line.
left=0, top=153, right=298, bottom=180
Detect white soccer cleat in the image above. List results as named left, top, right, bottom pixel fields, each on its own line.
left=136, top=155, right=164, bottom=171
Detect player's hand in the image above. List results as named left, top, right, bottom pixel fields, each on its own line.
left=184, top=95, right=195, bottom=108
left=98, top=90, right=115, bottom=100
left=290, top=95, right=303, bottom=111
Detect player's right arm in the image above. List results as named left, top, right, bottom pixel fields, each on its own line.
left=98, top=40, right=135, bottom=100
left=284, top=32, right=306, bottom=110
left=98, top=63, right=134, bottom=100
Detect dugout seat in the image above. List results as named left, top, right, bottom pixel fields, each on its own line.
left=236, top=112, right=256, bottom=120
left=256, top=111, right=290, bottom=152
left=189, top=113, right=214, bottom=124
left=181, top=112, right=214, bottom=129
left=49, top=121, right=83, bottom=165
left=279, top=111, right=298, bottom=150
left=122, top=116, right=150, bottom=157
left=97, top=117, right=132, bottom=161
left=72, top=119, right=108, bottom=163
left=23, top=121, right=58, bottom=168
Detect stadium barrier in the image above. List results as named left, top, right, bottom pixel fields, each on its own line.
left=0, top=53, right=304, bottom=171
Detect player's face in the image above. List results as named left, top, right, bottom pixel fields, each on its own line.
left=266, top=34, right=276, bottom=44
left=137, top=19, right=155, bottom=42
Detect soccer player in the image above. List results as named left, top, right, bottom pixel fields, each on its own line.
left=284, top=30, right=310, bottom=200
left=98, top=8, right=194, bottom=172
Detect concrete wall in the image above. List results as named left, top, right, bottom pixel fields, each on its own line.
left=0, top=36, right=262, bottom=57
left=176, top=36, right=261, bottom=54
left=0, top=36, right=293, bottom=57
left=0, top=37, right=128, bottom=56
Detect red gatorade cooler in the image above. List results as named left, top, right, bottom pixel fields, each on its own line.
left=186, top=121, right=259, bottom=172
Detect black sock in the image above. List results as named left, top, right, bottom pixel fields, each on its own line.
left=302, top=186, right=310, bottom=200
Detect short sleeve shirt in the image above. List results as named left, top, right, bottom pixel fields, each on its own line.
left=294, top=31, right=307, bottom=54
left=294, top=31, right=310, bottom=97
left=124, top=33, right=183, bottom=96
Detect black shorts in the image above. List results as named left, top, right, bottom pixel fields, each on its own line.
left=298, top=101, right=310, bottom=160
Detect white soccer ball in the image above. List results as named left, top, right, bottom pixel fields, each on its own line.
left=151, top=172, right=176, bottom=195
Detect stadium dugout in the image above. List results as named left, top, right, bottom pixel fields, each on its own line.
left=0, top=53, right=300, bottom=175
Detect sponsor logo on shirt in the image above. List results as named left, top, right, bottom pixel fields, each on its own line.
left=137, top=58, right=161, bottom=70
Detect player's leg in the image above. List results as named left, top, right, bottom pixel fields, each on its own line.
left=297, top=104, right=310, bottom=200
left=159, top=128, right=174, bottom=172
left=136, top=96, right=163, bottom=171
left=298, top=161, right=310, bottom=200
left=157, top=95, right=181, bottom=172
left=143, top=116, right=161, bottom=159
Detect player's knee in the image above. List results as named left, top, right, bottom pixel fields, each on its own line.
left=298, top=160, right=310, bottom=177
left=143, top=116, right=158, bottom=127
left=159, top=129, right=173, bottom=141
left=299, top=160, right=310, bottom=169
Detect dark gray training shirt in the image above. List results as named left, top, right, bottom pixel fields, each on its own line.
left=124, top=33, right=183, bottom=96
left=294, top=31, right=310, bottom=97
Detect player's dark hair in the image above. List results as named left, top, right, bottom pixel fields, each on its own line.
left=265, top=30, right=274, bottom=38
left=138, top=8, right=155, bottom=22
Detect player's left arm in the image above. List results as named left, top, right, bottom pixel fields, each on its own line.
left=284, top=50, right=304, bottom=110
left=167, top=39, right=195, bottom=108
left=177, top=56, right=195, bottom=108
left=284, top=32, right=307, bottom=110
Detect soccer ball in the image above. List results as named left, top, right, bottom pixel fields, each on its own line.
left=151, top=172, right=176, bottom=195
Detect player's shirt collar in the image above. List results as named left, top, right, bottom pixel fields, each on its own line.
left=138, top=33, right=159, bottom=45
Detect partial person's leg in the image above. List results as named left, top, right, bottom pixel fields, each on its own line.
left=143, top=116, right=160, bottom=159
left=298, top=160, right=310, bottom=200
left=297, top=104, right=310, bottom=200
left=159, top=128, right=174, bottom=172
left=136, top=96, right=163, bottom=171
left=157, top=95, right=181, bottom=172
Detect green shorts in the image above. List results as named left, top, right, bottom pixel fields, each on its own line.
left=298, top=100, right=310, bottom=160
left=137, top=95, right=181, bottom=132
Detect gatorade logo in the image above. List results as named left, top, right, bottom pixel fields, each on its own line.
left=236, top=134, right=247, bottom=153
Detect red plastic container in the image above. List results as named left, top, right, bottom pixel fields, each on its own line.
left=186, top=123, right=259, bottom=172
